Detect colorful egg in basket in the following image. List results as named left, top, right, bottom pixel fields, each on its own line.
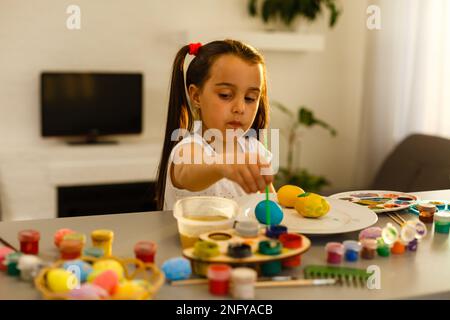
left=34, top=256, right=164, bottom=300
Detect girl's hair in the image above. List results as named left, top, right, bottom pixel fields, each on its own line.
left=155, top=39, right=269, bottom=210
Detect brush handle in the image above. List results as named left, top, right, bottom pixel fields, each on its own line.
left=171, top=278, right=336, bottom=288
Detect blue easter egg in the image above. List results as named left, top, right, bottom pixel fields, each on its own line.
left=63, top=260, right=93, bottom=283
left=161, top=257, right=192, bottom=281
left=255, top=200, right=283, bottom=225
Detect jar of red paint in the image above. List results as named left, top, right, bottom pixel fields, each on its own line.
left=59, top=239, right=83, bottom=260
left=207, top=264, right=232, bottom=296
left=18, top=230, right=40, bottom=255
left=279, top=233, right=302, bottom=267
left=325, top=242, right=344, bottom=264
left=134, top=241, right=157, bottom=263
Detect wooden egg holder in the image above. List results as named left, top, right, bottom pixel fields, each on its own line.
left=183, top=229, right=311, bottom=276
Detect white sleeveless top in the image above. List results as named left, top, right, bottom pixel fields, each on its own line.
left=163, top=132, right=272, bottom=210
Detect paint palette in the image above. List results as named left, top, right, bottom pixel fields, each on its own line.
left=409, top=200, right=449, bottom=215
left=182, top=229, right=311, bottom=276
left=329, top=190, right=420, bottom=213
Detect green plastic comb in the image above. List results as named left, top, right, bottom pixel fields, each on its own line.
left=304, top=265, right=374, bottom=287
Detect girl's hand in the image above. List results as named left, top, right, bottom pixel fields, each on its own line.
left=218, top=153, right=273, bottom=194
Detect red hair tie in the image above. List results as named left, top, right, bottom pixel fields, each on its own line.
left=188, top=42, right=202, bottom=56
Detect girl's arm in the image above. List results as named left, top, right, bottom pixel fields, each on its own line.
left=171, top=143, right=273, bottom=193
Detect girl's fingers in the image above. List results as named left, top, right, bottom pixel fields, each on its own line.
left=248, top=164, right=267, bottom=192
left=239, top=167, right=258, bottom=193
left=234, top=172, right=250, bottom=193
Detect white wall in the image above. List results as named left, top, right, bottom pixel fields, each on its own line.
left=0, top=0, right=368, bottom=197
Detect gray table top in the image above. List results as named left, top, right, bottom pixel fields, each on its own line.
left=1, top=189, right=449, bottom=300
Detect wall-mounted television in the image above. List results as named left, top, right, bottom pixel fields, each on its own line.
left=40, top=72, right=143, bottom=144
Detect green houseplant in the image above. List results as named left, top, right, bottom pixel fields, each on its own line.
left=271, top=101, right=337, bottom=193
left=248, top=0, right=341, bottom=29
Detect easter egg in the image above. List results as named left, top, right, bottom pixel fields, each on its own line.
left=255, top=200, right=283, bottom=225
left=92, top=270, right=119, bottom=295
left=47, top=268, right=79, bottom=293
left=112, top=281, right=149, bottom=300
left=63, top=260, right=93, bottom=283
left=69, top=283, right=109, bottom=300
left=92, top=259, right=124, bottom=280
left=294, top=193, right=330, bottom=218
left=161, top=257, right=192, bottom=281
left=277, top=185, right=305, bottom=208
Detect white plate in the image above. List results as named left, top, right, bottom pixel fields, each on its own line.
left=235, top=193, right=378, bottom=235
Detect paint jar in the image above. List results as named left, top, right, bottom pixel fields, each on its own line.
left=406, top=220, right=428, bottom=240
left=134, top=241, right=157, bottom=263
left=342, top=240, right=361, bottom=262
left=391, top=240, right=406, bottom=255
left=193, top=241, right=220, bottom=276
left=360, top=239, right=377, bottom=259
left=325, top=242, right=344, bottom=264
left=17, top=255, right=43, bottom=281
left=207, top=264, right=232, bottom=296
left=18, top=230, right=40, bottom=255
left=231, top=267, right=257, bottom=299
left=0, top=246, right=14, bottom=271
left=5, top=252, right=22, bottom=276
left=279, top=233, right=302, bottom=267
left=418, top=204, right=436, bottom=223
left=83, top=247, right=104, bottom=258
left=381, top=223, right=399, bottom=245
left=91, top=230, right=114, bottom=256
left=258, top=240, right=282, bottom=276
left=59, top=239, right=83, bottom=260
left=54, top=228, right=76, bottom=248
left=235, top=220, right=259, bottom=238
left=376, top=238, right=390, bottom=257
left=407, top=239, right=418, bottom=251
left=434, top=211, right=450, bottom=234
left=265, top=225, right=288, bottom=239
left=227, top=243, right=252, bottom=259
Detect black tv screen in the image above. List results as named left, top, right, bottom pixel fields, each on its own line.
left=41, top=72, right=143, bottom=137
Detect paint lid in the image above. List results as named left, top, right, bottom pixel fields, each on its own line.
left=279, top=233, right=302, bottom=249
left=417, top=203, right=436, bottom=213
left=59, top=239, right=83, bottom=253
left=227, top=243, right=252, bottom=258
left=360, top=238, right=378, bottom=250
left=5, top=252, right=22, bottom=263
left=382, top=223, right=399, bottom=245
left=258, top=240, right=282, bottom=255
left=343, top=240, right=361, bottom=252
left=134, top=241, right=157, bottom=255
left=265, top=225, right=288, bottom=239
left=400, top=223, right=417, bottom=243
left=235, top=220, right=259, bottom=238
left=193, top=241, right=220, bottom=259
left=325, top=242, right=344, bottom=255
left=63, top=233, right=86, bottom=244
left=359, top=227, right=382, bottom=240
left=91, top=230, right=114, bottom=241
left=54, top=229, right=76, bottom=247
left=17, top=254, right=42, bottom=270
left=231, top=267, right=257, bottom=283
left=18, top=229, right=40, bottom=242
left=207, top=264, right=232, bottom=281
left=435, top=211, right=450, bottom=223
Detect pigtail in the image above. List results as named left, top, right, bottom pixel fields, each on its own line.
left=155, top=45, right=192, bottom=210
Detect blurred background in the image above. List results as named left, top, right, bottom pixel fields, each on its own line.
left=0, top=0, right=449, bottom=221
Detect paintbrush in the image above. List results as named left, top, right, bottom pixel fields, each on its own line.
left=0, top=237, right=19, bottom=252
left=263, top=130, right=271, bottom=226
left=170, top=277, right=336, bottom=288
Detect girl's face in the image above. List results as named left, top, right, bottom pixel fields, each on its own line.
left=189, top=54, right=263, bottom=141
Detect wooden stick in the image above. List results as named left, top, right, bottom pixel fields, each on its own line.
left=171, top=278, right=337, bottom=288
left=0, top=237, right=19, bottom=252
left=387, top=213, right=403, bottom=227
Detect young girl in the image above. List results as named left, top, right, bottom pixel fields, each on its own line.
left=156, top=39, right=275, bottom=210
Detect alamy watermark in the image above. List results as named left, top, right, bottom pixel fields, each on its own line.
left=367, top=5, right=381, bottom=30
left=66, top=5, right=81, bottom=30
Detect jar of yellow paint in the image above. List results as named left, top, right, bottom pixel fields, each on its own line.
left=91, top=230, right=114, bottom=256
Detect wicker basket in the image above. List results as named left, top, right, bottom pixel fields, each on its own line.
left=35, top=255, right=165, bottom=300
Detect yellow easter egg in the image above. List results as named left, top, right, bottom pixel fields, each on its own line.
left=112, top=281, right=149, bottom=300
left=92, top=260, right=124, bottom=281
left=294, top=192, right=330, bottom=218
left=47, top=268, right=79, bottom=293
left=277, top=185, right=305, bottom=208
